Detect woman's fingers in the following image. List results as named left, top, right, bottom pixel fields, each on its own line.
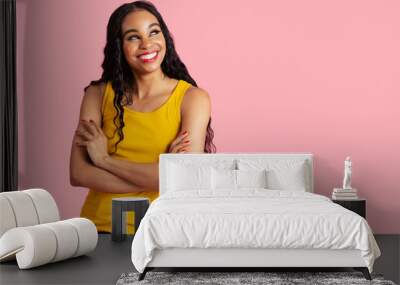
left=89, top=120, right=103, bottom=135
left=169, top=140, right=188, bottom=153
left=169, top=131, right=189, bottom=150
left=75, top=121, right=95, bottom=141
left=176, top=141, right=190, bottom=152
left=74, top=135, right=87, bottom=147
left=81, top=120, right=98, bottom=136
left=177, top=147, right=188, bottom=153
left=173, top=131, right=189, bottom=145
left=169, top=139, right=191, bottom=153
left=75, top=128, right=93, bottom=141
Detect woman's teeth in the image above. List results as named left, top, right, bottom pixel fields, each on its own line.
left=139, top=52, right=157, bottom=60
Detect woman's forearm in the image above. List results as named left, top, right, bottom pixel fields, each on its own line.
left=72, top=160, right=156, bottom=194
left=96, top=157, right=159, bottom=189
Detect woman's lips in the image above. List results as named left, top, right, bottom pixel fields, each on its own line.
left=138, top=51, right=158, bottom=63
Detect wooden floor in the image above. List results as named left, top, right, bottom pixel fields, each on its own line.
left=0, top=234, right=398, bottom=285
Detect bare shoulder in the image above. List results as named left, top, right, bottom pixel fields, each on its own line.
left=79, top=82, right=107, bottom=122
left=83, top=82, right=106, bottom=102
left=185, top=85, right=210, bottom=100
left=181, top=86, right=211, bottom=112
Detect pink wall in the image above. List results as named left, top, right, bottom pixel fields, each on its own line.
left=16, top=0, right=400, bottom=233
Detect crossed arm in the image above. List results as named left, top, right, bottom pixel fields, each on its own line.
left=69, top=84, right=211, bottom=193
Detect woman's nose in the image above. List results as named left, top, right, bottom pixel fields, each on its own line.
left=140, top=37, right=152, bottom=49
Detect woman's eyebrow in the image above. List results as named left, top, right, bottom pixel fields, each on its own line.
left=122, top=23, right=160, bottom=37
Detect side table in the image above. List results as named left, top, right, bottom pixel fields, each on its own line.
left=112, top=197, right=149, bottom=242
left=332, top=198, right=366, bottom=218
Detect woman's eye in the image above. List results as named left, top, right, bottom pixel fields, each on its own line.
left=127, top=30, right=160, bottom=41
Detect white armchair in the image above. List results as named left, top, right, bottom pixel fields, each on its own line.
left=0, top=189, right=98, bottom=269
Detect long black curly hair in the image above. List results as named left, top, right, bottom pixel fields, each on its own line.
left=84, top=0, right=216, bottom=154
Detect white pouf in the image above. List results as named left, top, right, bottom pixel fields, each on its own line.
left=0, top=189, right=98, bottom=269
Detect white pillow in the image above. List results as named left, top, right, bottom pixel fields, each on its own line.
left=167, top=162, right=212, bottom=191
left=211, top=168, right=237, bottom=190
left=236, top=169, right=268, bottom=188
left=267, top=167, right=306, bottom=191
left=238, top=159, right=307, bottom=191
left=165, top=158, right=236, bottom=170
left=211, top=168, right=268, bottom=190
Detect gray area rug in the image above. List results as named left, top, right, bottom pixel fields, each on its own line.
left=116, top=271, right=396, bottom=285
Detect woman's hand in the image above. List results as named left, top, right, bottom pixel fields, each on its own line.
left=168, top=130, right=191, bottom=153
left=75, top=119, right=109, bottom=167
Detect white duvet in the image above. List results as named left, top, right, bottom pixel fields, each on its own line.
left=131, top=189, right=380, bottom=273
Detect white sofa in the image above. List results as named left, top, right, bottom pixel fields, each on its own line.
left=0, top=188, right=98, bottom=269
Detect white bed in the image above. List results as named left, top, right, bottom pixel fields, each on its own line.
left=131, top=153, right=380, bottom=280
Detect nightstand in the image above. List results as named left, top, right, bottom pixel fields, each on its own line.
left=111, top=197, right=150, bottom=242
left=332, top=198, right=366, bottom=218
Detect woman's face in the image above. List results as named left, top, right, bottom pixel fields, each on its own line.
left=121, top=10, right=166, bottom=75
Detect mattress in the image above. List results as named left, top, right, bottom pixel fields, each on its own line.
left=131, top=189, right=380, bottom=273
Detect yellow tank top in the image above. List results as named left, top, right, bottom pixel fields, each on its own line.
left=80, top=79, right=192, bottom=233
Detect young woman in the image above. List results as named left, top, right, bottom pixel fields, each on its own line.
left=69, top=1, right=216, bottom=233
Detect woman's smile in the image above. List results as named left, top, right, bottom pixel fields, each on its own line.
left=137, top=51, right=158, bottom=63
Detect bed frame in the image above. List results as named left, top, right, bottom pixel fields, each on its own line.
left=138, top=153, right=371, bottom=280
